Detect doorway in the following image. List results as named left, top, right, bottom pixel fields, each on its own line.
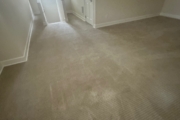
left=41, top=0, right=60, bottom=23
left=36, top=0, right=67, bottom=24
left=37, top=0, right=48, bottom=25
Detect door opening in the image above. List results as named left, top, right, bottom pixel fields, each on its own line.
left=38, top=0, right=66, bottom=24
left=37, top=0, right=48, bottom=25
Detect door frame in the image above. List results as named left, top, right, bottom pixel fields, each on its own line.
left=37, top=0, right=48, bottom=25
left=93, top=0, right=96, bottom=28
left=56, top=0, right=63, bottom=22
left=83, top=0, right=96, bottom=27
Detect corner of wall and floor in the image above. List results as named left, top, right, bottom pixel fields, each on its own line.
left=0, top=21, right=34, bottom=75
left=93, top=0, right=180, bottom=28
left=160, top=0, right=180, bottom=20
left=93, top=14, right=159, bottom=28
left=67, top=11, right=86, bottom=22
left=0, top=1, right=34, bottom=76
left=160, top=13, right=180, bottom=20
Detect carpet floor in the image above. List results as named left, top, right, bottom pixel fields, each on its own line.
left=0, top=14, right=180, bottom=120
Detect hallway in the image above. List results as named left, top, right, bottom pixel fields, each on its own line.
left=0, top=14, right=180, bottom=120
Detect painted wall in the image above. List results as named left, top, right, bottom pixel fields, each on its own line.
left=29, top=0, right=40, bottom=15
left=0, top=0, right=33, bottom=61
left=64, top=0, right=72, bottom=12
left=161, top=0, right=180, bottom=16
left=71, top=0, right=84, bottom=16
left=95, top=0, right=165, bottom=24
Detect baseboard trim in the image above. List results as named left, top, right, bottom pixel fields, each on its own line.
left=94, top=14, right=159, bottom=28
left=0, top=20, right=34, bottom=75
left=160, top=13, right=180, bottom=20
left=72, top=11, right=85, bottom=21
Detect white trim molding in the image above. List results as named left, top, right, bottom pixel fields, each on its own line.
left=72, top=11, right=86, bottom=21
left=160, top=13, right=180, bottom=20
left=94, top=14, right=159, bottom=28
left=0, top=21, right=34, bottom=75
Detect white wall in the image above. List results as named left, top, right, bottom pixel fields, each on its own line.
left=95, top=0, right=165, bottom=24
left=71, top=0, right=84, bottom=17
left=161, top=0, right=180, bottom=17
left=29, top=0, right=41, bottom=15
left=64, top=0, right=72, bottom=12
left=0, top=0, right=33, bottom=61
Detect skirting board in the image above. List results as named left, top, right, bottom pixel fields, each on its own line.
left=0, top=20, right=34, bottom=75
left=72, top=11, right=85, bottom=21
left=160, top=13, right=180, bottom=20
left=94, top=14, right=159, bottom=28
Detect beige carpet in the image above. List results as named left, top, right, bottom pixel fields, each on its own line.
left=0, top=14, right=180, bottom=120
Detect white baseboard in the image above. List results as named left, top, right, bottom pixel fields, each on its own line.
left=0, top=20, right=34, bottom=75
left=160, top=13, right=180, bottom=20
left=72, top=11, right=85, bottom=21
left=94, top=14, right=159, bottom=28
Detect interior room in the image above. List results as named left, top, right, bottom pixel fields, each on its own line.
left=0, top=0, right=180, bottom=119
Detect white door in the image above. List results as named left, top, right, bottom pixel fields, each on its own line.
left=41, top=0, right=61, bottom=23
left=85, top=0, right=93, bottom=25
left=37, top=0, right=48, bottom=25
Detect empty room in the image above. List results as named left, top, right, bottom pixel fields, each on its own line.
left=0, top=0, right=180, bottom=119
